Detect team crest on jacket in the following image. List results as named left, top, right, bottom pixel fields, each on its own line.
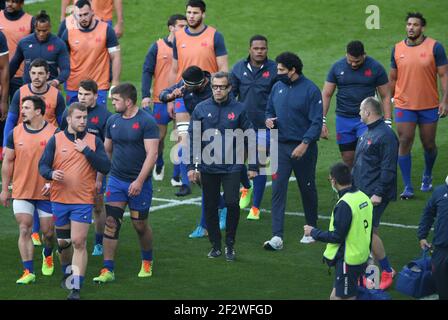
left=364, top=69, right=372, bottom=77
left=47, top=44, right=55, bottom=52
left=227, top=112, right=235, bottom=120
left=262, top=71, right=270, bottom=78
left=91, top=116, right=99, bottom=124
left=132, top=122, right=140, bottom=130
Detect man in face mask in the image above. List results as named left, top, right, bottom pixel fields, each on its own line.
left=304, top=162, right=373, bottom=300
left=263, top=52, right=323, bottom=250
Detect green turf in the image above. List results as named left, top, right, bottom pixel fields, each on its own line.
left=0, top=0, right=447, bottom=300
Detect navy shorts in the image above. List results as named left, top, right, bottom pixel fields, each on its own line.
left=335, top=115, right=367, bottom=145
left=334, top=259, right=365, bottom=298
left=152, top=102, right=172, bottom=125
left=395, top=107, right=439, bottom=124
left=173, top=98, right=188, bottom=114
left=51, top=202, right=93, bottom=227
left=105, top=175, right=153, bottom=211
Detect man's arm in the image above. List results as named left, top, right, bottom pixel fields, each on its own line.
left=104, top=138, right=113, bottom=159
left=55, top=93, right=66, bottom=126
left=141, top=43, right=157, bottom=107
left=79, top=137, right=111, bottom=175
left=0, top=147, right=15, bottom=206
left=159, top=80, right=184, bottom=103
left=321, top=81, right=336, bottom=139
left=38, top=136, right=57, bottom=180
left=55, top=40, right=71, bottom=85
left=216, top=55, right=228, bottom=72
left=109, top=50, right=121, bottom=88
left=9, top=45, right=23, bottom=81
left=417, top=193, right=437, bottom=241
left=310, top=201, right=352, bottom=243
left=437, top=64, right=448, bottom=117
left=113, top=0, right=124, bottom=38
left=60, top=0, right=71, bottom=21
left=127, top=138, right=158, bottom=197
left=377, top=82, right=392, bottom=120
left=2, top=91, right=20, bottom=146
left=373, top=134, right=399, bottom=198
left=0, top=52, right=9, bottom=121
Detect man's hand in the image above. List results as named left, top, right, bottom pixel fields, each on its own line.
left=291, top=143, right=308, bottom=159
left=188, top=170, right=201, bottom=184
left=248, top=170, right=258, bottom=180
left=48, top=79, right=60, bottom=88
left=438, top=101, right=448, bottom=118
left=41, top=183, right=51, bottom=196
left=0, top=100, right=8, bottom=121
left=141, top=97, right=152, bottom=109
left=169, top=87, right=184, bottom=101
left=0, top=190, right=10, bottom=207
left=370, top=194, right=382, bottom=206
left=265, top=117, right=277, bottom=129
left=304, top=225, right=314, bottom=237
left=419, top=239, right=432, bottom=251
left=114, top=22, right=124, bottom=38
left=108, top=85, right=117, bottom=98
left=52, top=170, right=64, bottom=181
left=128, top=179, right=143, bottom=197
left=74, top=139, right=88, bottom=153
left=320, top=124, right=329, bottom=140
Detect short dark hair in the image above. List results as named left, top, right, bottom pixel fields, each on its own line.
left=75, top=0, right=92, bottom=9
left=168, top=14, right=187, bottom=27
left=346, top=40, right=365, bottom=57
left=21, top=95, right=46, bottom=116
left=406, top=12, right=426, bottom=27
left=67, top=102, right=88, bottom=117
left=186, top=0, right=206, bottom=12
left=30, top=58, right=49, bottom=73
left=330, top=162, right=352, bottom=186
left=35, top=10, right=51, bottom=26
left=275, top=52, right=303, bottom=75
left=249, top=35, right=268, bottom=47
left=111, top=83, right=138, bottom=105
left=79, top=79, right=98, bottom=94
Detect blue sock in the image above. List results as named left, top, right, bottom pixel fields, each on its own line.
left=23, top=260, right=34, bottom=273
left=423, top=149, right=437, bottom=177
left=398, top=154, right=412, bottom=189
left=240, top=166, right=251, bottom=189
left=253, top=175, right=267, bottom=209
left=218, top=193, right=225, bottom=209
left=62, top=264, right=71, bottom=275
left=43, top=247, right=52, bottom=257
left=32, top=210, right=40, bottom=233
left=103, top=260, right=114, bottom=272
left=178, top=147, right=190, bottom=186
left=141, top=250, right=153, bottom=261
left=379, top=256, right=393, bottom=273
left=173, top=164, right=180, bottom=178
left=156, top=153, right=164, bottom=168
left=72, top=275, right=84, bottom=290
left=200, top=194, right=207, bottom=228
left=95, top=233, right=103, bottom=245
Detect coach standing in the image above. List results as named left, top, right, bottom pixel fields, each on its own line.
left=263, top=52, right=323, bottom=250
left=352, top=97, right=399, bottom=290
left=188, top=72, right=257, bottom=261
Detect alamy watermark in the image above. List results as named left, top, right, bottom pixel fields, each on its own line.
left=365, top=5, right=380, bottom=29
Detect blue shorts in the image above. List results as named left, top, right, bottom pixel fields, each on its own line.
left=152, top=102, right=172, bottom=125
left=334, top=259, right=365, bottom=298
left=51, top=202, right=93, bottom=227
left=174, top=98, right=188, bottom=114
left=335, top=115, right=367, bottom=145
left=372, top=200, right=389, bottom=228
left=395, top=107, right=439, bottom=124
left=105, top=175, right=153, bottom=211
left=66, top=90, right=108, bottom=107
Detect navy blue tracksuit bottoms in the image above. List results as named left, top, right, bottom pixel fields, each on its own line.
left=271, top=141, right=318, bottom=238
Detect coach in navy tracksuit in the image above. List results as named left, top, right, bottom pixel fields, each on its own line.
left=418, top=178, right=448, bottom=300
left=9, top=11, right=70, bottom=87
left=263, top=52, right=323, bottom=250
left=230, top=34, right=278, bottom=219
left=187, top=72, right=257, bottom=261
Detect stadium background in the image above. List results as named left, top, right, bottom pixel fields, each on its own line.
left=0, top=0, right=447, bottom=299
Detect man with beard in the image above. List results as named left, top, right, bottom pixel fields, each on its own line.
left=3, top=58, right=65, bottom=147
left=1, top=96, right=57, bottom=285
left=93, top=83, right=159, bottom=284
left=390, top=12, right=448, bottom=199
left=321, top=40, right=391, bottom=168
left=9, top=10, right=70, bottom=88
left=61, top=0, right=121, bottom=106
left=60, top=79, right=112, bottom=256
left=231, top=35, right=277, bottom=221
left=141, top=14, right=187, bottom=182
left=39, top=102, right=110, bottom=300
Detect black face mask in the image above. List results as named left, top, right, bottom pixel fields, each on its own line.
left=278, top=73, right=291, bottom=85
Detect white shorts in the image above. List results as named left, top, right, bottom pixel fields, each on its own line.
left=13, top=200, right=53, bottom=218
